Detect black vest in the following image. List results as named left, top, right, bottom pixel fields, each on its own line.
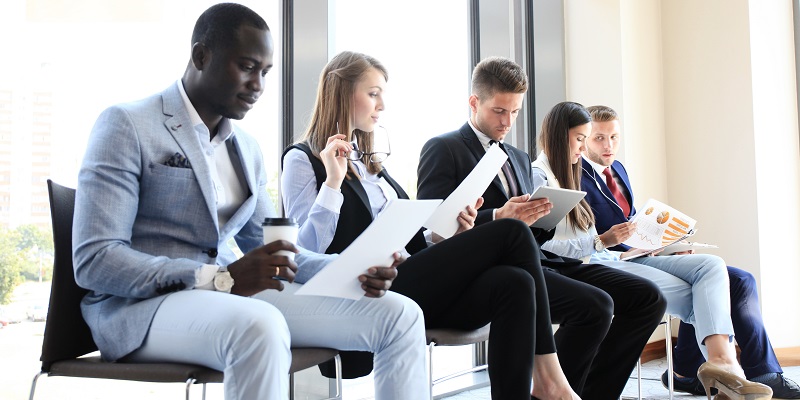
left=281, top=143, right=426, bottom=378
left=282, top=143, right=427, bottom=256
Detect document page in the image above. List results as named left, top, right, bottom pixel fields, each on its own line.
left=423, top=144, right=507, bottom=239
left=622, top=198, right=697, bottom=251
left=295, top=199, right=442, bottom=300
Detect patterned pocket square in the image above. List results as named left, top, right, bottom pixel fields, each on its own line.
left=164, top=152, right=191, bottom=168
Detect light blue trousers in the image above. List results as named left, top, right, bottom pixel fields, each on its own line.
left=126, top=284, right=428, bottom=400
left=592, top=253, right=734, bottom=359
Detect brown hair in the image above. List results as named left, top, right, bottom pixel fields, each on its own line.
left=586, top=105, right=619, bottom=123
left=539, top=101, right=595, bottom=231
left=471, top=56, right=528, bottom=101
left=300, top=51, right=388, bottom=175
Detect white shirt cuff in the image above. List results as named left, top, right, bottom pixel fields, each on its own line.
left=317, top=183, right=344, bottom=213
left=492, top=208, right=497, bottom=220
left=195, top=264, right=219, bottom=290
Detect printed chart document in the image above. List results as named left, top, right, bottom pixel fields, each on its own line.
left=661, top=241, right=718, bottom=256
left=620, top=199, right=699, bottom=260
left=528, top=186, right=587, bottom=230
left=295, top=198, right=442, bottom=300
left=423, top=144, right=507, bottom=239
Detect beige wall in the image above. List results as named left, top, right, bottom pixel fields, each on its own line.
left=565, top=0, right=800, bottom=347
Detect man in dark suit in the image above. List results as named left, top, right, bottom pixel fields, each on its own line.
left=417, top=56, right=667, bottom=400
left=582, top=105, right=800, bottom=398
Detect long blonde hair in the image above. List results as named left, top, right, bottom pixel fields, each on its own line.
left=299, top=51, right=388, bottom=176
left=538, top=101, right=595, bottom=232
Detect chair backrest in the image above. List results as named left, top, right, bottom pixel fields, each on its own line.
left=40, top=179, right=98, bottom=371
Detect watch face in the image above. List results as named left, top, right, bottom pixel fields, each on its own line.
left=214, top=271, right=234, bottom=292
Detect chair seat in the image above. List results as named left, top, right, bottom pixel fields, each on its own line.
left=46, top=347, right=338, bottom=384
left=426, top=325, right=490, bottom=346
left=48, top=356, right=223, bottom=384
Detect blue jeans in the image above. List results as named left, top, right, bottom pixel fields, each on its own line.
left=593, top=253, right=734, bottom=359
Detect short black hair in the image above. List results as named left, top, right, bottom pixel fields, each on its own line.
left=191, top=3, right=269, bottom=51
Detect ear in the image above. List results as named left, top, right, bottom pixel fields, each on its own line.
left=190, top=42, right=211, bottom=70
left=468, top=94, right=480, bottom=114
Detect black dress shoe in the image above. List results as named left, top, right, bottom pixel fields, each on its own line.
left=755, top=373, right=800, bottom=399
left=661, top=369, right=716, bottom=396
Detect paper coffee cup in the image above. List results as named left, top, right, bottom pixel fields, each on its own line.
left=262, top=217, right=299, bottom=260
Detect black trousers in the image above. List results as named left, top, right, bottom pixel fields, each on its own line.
left=546, top=263, right=667, bottom=399
left=392, top=218, right=553, bottom=400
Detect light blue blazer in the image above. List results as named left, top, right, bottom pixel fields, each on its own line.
left=73, top=83, right=331, bottom=361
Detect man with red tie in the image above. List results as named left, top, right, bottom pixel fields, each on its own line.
left=581, top=105, right=800, bottom=398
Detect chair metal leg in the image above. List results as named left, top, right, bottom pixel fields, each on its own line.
left=636, top=358, right=642, bottom=400
left=665, top=315, right=674, bottom=400
left=323, top=354, right=343, bottom=400
left=428, top=341, right=436, bottom=400
left=184, top=378, right=196, bottom=400
left=472, top=341, right=487, bottom=367
left=289, top=373, right=295, bottom=400
left=29, top=371, right=45, bottom=400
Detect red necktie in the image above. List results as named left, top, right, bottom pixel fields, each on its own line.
left=603, top=167, right=631, bottom=218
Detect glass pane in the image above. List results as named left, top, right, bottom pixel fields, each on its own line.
left=0, top=0, right=282, bottom=224
left=330, top=0, right=469, bottom=197
left=0, top=2, right=278, bottom=399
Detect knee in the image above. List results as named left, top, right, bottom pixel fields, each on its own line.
left=491, top=267, right=537, bottom=309
left=377, top=292, right=426, bottom=337
left=226, top=301, right=290, bottom=356
left=571, top=290, right=614, bottom=327
left=727, top=266, right=758, bottom=298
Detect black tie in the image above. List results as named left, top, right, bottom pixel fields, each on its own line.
left=490, top=140, right=520, bottom=197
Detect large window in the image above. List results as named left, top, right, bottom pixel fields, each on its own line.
left=0, top=1, right=278, bottom=399
left=0, top=0, right=281, bottom=216
left=330, top=0, right=470, bottom=197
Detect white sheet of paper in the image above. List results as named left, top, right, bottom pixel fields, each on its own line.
left=295, top=198, right=442, bottom=300
left=423, top=144, right=507, bottom=239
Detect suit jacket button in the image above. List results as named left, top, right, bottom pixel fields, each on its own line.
left=207, top=248, right=218, bottom=258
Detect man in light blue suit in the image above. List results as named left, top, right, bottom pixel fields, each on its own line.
left=72, top=4, right=427, bottom=399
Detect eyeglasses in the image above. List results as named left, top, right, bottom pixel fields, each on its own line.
left=347, top=127, right=391, bottom=163
left=348, top=141, right=391, bottom=163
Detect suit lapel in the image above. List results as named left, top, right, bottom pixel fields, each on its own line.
left=161, top=85, right=219, bottom=228
left=506, top=150, right=530, bottom=196
left=219, top=136, right=257, bottom=236
left=458, top=124, right=508, bottom=199
left=584, top=159, right=627, bottom=220
left=379, top=169, right=409, bottom=200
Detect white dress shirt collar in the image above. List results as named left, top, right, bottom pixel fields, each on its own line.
left=177, top=80, right=235, bottom=143
left=467, top=119, right=496, bottom=149
left=582, top=154, right=609, bottom=176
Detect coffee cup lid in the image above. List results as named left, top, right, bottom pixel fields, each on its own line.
left=262, top=217, right=298, bottom=226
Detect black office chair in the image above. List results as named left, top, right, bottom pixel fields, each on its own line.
left=30, top=180, right=341, bottom=400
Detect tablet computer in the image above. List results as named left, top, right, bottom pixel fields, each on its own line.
left=528, top=186, right=587, bottom=230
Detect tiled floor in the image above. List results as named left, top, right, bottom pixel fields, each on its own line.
left=440, top=357, right=800, bottom=400
left=304, top=346, right=800, bottom=400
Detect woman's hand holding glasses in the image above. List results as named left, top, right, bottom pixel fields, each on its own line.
left=320, top=133, right=352, bottom=191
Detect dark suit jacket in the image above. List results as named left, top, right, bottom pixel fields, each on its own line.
left=580, top=158, right=637, bottom=251
left=417, top=122, right=581, bottom=268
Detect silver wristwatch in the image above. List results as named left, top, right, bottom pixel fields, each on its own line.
left=593, top=235, right=606, bottom=252
left=213, top=269, right=234, bottom=293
